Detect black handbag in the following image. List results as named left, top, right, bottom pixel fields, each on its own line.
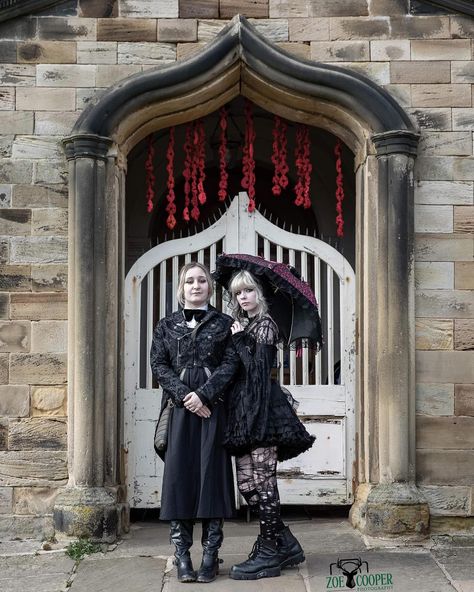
left=154, top=399, right=173, bottom=454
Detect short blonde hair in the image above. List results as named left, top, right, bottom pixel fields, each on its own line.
left=177, top=262, right=213, bottom=307
left=228, top=270, right=268, bottom=319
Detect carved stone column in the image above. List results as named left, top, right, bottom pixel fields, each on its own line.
left=350, top=130, right=430, bottom=537
left=53, top=134, right=119, bottom=542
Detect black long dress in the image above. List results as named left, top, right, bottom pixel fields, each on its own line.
left=150, top=307, right=240, bottom=521
left=224, top=315, right=315, bottom=462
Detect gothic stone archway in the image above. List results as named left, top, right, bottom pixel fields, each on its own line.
left=53, top=15, right=428, bottom=541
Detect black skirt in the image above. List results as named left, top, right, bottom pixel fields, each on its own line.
left=159, top=366, right=236, bottom=521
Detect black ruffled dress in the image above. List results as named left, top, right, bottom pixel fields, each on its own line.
left=224, top=315, right=315, bottom=462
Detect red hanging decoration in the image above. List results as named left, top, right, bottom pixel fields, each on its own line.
left=271, top=116, right=289, bottom=196
left=294, top=124, right=312, bottom=209
left=165, top=127, right=177, bottom=230
left=241, top=99, right=256, bottom=212
left=145, top=134, right=155, bottom=213
left=196, top=119, right=207, bottom=206
left=182, top=123, right=193, bottom=222
left=190, top=121, right=201, bottom=221
left=335, top=139, right=345, bottom=237
left=218, top=107, right=228, bottom=202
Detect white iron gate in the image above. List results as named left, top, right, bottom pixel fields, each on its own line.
left=124, top=193, right=356, bottom=507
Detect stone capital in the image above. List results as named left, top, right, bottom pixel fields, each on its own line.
left=63, top=134, right=113, bottom=162
left=372, top=130, right=420, bottom=157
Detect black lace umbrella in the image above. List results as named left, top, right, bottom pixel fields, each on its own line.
left=213, top=253, right=323, bottom=349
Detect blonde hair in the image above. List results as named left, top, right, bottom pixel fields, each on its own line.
left=177, top=262, right=213, bottom=307
left=228, top=270, right=268, bottom=320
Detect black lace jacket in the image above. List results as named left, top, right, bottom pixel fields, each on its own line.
left=150, top=307, right=240, bottom=408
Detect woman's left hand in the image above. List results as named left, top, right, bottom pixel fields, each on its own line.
left=183, top=392, right=211, bottom=418
left=231, top=321, right=244, bottom=334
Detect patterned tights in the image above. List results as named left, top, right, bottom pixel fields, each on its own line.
left=236, top=446, right=285, bottom=541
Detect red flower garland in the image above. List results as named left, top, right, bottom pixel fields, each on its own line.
left=294, top=124, right=312, bottom=209
left=196, top=119, right=206, bottom=206
left=335, top=139, right=345, bottom=237
left=182, top=123, right=193, bottom=222
left=190, top=121, right=200, bottom=221
left=165, top=126, right=177, bottom=230
left=218, top=107, right=228, bottom=202
left=271, top=116, right=289, bottom=196
left=145, top=134, right=155, bottom=213
left=241, top=100, right=256, bottom=212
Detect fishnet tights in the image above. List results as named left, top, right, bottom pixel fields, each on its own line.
left=236, top=446, right=284, bottom=540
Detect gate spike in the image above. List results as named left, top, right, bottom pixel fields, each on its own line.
left=262, top=208, right=267, bottom=218
left=269, top=212, right=273, bottom=223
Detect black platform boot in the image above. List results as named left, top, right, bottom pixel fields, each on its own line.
left=196, top=518, right=224, bottom=583
left=229, top=535, right=281, bottom=580
left=170, top=520, right=196, bottom=583
left=276, top=526, right=305, bottom=568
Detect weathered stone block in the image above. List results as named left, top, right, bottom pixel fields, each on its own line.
left=454, top=205, right=474, bottom=233
left=220, top=0, right=269, bottom=18
left=0, top=293, right=9, bottom=320
left=77, top=41, right=118, bottom=64
left=452, top=61, right=474, bottom=84
left=370, top=39, right=410, bottom=60
left=454, top=319, right=474, bottom=351
left=391, top=60, right=450, bottom=84
left=10, top=237, right=67, bottom=264
left=416, top=155, right=455, bottom=179
left=0, top=450, right=67, bottom=486
left=411, top=40, right=471, bottom=61
left=0, top=514, right=54, bottom=539
left=0, top=185, right=11, bottom=208
left=9, top=353, right=67, bottom=384
left=16, top=87, right=75, bottom=112
left=12, top=184, right=67, bottom=208
left=97, top=18, right=157, bottom=41
left=0, top=354, right=8, bottom=384
left=288, top=17, right=329, bottom=41
left=157, top=18, right=197, bottom=42
left=36, top=64, right=96, bottom=87
left=277, top=42, right=310, bottom=59
left=416, top=383, right=454, bottom=416
left=0, top=386, right=29, bottom=417
left=0, top=87, right=15, bottom=110
left=31, top=386, right=67, bottom=417
left=417, top=450, right=474, bottom=486
left=308, top=0, right=369, bottom=17
left=415, top=181, right=473, bottom=205
left=416, top=350, right=474, bottom=383
left=415, top=205, right=453, bottom=233
left=419, top=485, right=470, bottom=516
left=249, top=18, right=289, bottom=41
left=34, top=112, right=79, bottom=136
left=415, top=235, right=473, bottom=261
left=0, top=17, right=36, bottom=41
left=417, top=416, right=474, bottom=449
left=0, top=64, right=35, bottom=86
left=179, top=0, right=218, bottom=18
left=0, top=267, right=31, bottom=292
left=412, top=84, right=471, bottom=108
left=369, top=0, right=408, bottom=15
left=17, top=41, right=76, bottom=64
left=330, top=17, right=389, bottom=40
left=310, top=41, right=369, bottom=61
left=176, top=42, right=207, bottom=60
left=391, top=15, right=449, bottom=39
left=416, top=262, right=454, bottom=290
left=10, top=293, right=67, bottom=321
left=31, top=321, right=67, bottom=353
left=455, top=384, right=474, bottom=416
left=453, top=157, right=474, bottom=181
left=0, top=320, right=30, bottom=352
left=450, top=16, right=474, bottom=38
left=332, top=61, right=389, bottom=85
left=121, top=0, right=178, bottom=17
left=452, top=109, right=474, bottom=132
left=31, top=208, right=68, bottom=237
left=79, top=0, right=118, bottom=17
left=410, top=109, right=451, bottom=132
left=0, top=160, right=33, bottom=185
left=197, top=19, right=230, bottom=41
left=415, top=319, right=453, bottom=350
left=418, top=133, right=472, bottom=157
left=455, top=262, right=474, bottom=290
left=76, top=87, right=104, bottom=109
left=0, top=41, right=18, bottom=63
left=0, top=112, right=33, bottom=135
left=0, top=487, right=12, bottom=513
left=37, top=17, right=97, bottom=40
left=117, top=42, right=176, bottom=64
left=8, top=418, right=67, bottom=450
left=32, top=265, right=67, bottom=292
left=0, top=419, right=6, bottom=450
left=13, top=486, right=59, bottom=515
left=95, top=64, right=142, bottom=87
left=12, top=136, right=63, bottom=159
left=0, top=210, right=31, bottom=236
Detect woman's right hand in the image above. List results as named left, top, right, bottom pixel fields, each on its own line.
left=183, top=392, right=211, bottom=418
left=231, top=321, right=244, bottom=334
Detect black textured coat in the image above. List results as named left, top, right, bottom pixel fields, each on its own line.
left=150, top=307, right=240, bottom=520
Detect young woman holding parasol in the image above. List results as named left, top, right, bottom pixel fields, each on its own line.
left=213, top=254, right=322, bottom=581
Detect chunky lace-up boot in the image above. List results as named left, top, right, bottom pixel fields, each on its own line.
left=229, top=536, right=281, bottom=580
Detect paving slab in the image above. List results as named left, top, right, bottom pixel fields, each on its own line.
left=0, top=553, right=75, bottom=592
left=305, top=550, right=456, bottom=592
left=69, top=556, right=167, bottom=592
left=432, top=548, right=474, bottom=592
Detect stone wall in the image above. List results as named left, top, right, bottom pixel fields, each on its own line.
left=0, top=0, right=473, bottom=537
